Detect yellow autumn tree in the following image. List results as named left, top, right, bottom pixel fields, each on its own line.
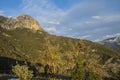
left=12, top=64, right=33, bottom=80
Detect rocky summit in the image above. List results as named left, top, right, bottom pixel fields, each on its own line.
left=0, top=14, right=44, bottom=31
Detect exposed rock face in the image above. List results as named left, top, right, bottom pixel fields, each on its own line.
left=0, top=14, right=44, bottom=31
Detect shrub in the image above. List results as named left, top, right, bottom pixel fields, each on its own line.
left=12, top=64, right=33, bottom=80
left=88, top=71, right=102, bottom=80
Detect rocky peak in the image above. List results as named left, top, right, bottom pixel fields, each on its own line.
left=0, top=14, right=44, bottom=31
left=100, top=34, right=120, bottom=52
left=102, top=35, right=120, bottom=43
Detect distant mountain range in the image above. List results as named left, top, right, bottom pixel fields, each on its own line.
left=0, top=14, right=120, bottom=80
left=100, top=35, right=120, bottom=53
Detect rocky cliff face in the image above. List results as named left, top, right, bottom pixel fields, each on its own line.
left=0, top=14, right=44, bottom=31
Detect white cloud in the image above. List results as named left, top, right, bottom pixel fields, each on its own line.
left=21, top=0, right=67, bottom=36
left=48, top=21, right=60, bottom=25
left=80, top=35, right=91, bottom=39
left=21, top=0, right=120, bottom=41
left=92, top=16, right=101, bottom=20
left=84, top=21, right=94, bottom=24
left=103, top=33, right=120, bottom=39
left=115, top=33, right=120, bottom=36
left=22, top=0, right=65, bottom=27
left=94, top=33, right=120, bottom=42
left=103, top=35, right=114, bottom=39
left=44, top=27, right=57, bottom=33
left=0, top=10, right=4, bottom=15
left=94, top=39, right=101, bottom=42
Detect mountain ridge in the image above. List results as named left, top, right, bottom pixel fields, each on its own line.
left=100, top=34, right=120, bottom=53
left=0, top=14, right=44, bottom=31
left=0, top=14, right=120, bottom=79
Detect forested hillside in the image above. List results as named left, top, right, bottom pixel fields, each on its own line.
left=0, top=15, right=120, bottom=80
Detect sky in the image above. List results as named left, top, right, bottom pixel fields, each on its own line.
left=0, top=0, right=120, bottom=41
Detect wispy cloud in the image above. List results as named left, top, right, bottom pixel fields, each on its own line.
left=0, top=10, right=4, bottom=15
left=80, top=35, right=91, bottom=39
left=94, top=33, right=120, bottom=42
left=22, top=0, right=64, bottom=25
left=21, top=0, right=120, bottom=41
left=92, top=16, right=102, bottom=20
left=103, top=33, right=120, bottom=39
left=44, top=27, right=57, bottom=33
left=48, top=21, right=60, bottom=25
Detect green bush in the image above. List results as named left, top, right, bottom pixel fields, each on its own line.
left=71, top=56, right=85, bottom=80
left=88, top=71, right=102, bottom=80
left=71, top=67, right=102, bottom=80
left=12, top=64, right=33, bottom=80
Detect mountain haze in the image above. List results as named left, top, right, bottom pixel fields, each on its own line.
left=100, top=35, right=120, bottom=53
left=0, top=14, right=120, bottom=80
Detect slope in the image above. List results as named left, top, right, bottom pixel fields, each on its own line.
left=0, top=15, right=120, bottom=80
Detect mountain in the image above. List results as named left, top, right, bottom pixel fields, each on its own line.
left=0, top=14, right=120, bottom=80
left=0, top=14, right=44, bottom=31
left=100, top=35, right=120, bottom=53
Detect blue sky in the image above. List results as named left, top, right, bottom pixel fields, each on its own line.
left=0, top=0, right=120, bottom=41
